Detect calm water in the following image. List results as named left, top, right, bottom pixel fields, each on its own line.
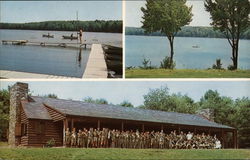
left=0, top=29, right=122, bottom=77
left=126, top=35, right=250, bottom=69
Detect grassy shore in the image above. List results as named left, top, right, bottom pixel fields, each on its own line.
left=0, top=148, right=250, bottom=160
left=126, top=69, right=250, bottom=78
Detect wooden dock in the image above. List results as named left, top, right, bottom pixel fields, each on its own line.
left=1, top=40, right=91, bottom=49
left=2, top=40, right=28, bottom=45
left=83, top=44, right=108, bottom=78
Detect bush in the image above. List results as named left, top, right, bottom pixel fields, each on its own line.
left=212, top=59, right=224, bottom=70
left=45, top=138, right=56, bottom=147
left=139, top=58, right=156, bottom=69
left=160, top=56, right=176, bottom=69
left=228, top=64, right=236, bottom=70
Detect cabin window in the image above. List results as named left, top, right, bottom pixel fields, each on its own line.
left=35, top=121, right=45, bottom=134
left=21, top=123, right=27, bottom=136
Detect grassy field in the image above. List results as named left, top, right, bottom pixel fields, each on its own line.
left=0, top=148, right=250, bottom=160
left=125, top=69, right=250, bottom=78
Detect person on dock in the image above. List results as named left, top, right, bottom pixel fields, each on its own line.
left=78, top=29, right=83, bottom=44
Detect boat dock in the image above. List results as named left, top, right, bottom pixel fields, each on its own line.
left=1, top=40, right=91, bottom=49
left=0, top=43, right=108, bottom=79
left=83, top=44, right=108, bottom=78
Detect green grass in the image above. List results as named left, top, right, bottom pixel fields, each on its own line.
left=0, top=142, right=8, bottom=147
left=126, top=69, right=250, bottom=78
left=0, top=148, right=250, bottom=160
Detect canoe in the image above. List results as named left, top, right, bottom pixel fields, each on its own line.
left=104, top=53, right=122, bottom=61
left=42, top=34, right=54, bottom=38
left=62, top=35, right=78, bottom=40
left=102, top=45, right=122, bottom=56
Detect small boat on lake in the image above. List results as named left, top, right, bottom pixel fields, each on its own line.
left=62, top=35, right=78, bottom=40
left=42, top=34, right=54, bottom=38
left=192, top=45, right=199, bottom=48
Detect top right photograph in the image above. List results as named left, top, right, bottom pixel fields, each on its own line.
left=125, top=0, right=250, bottom=78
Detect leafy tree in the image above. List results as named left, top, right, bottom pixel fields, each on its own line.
left=143, top=86, right=197, bottom=113
left=0, top=89, right=10, bottom=141
left=205, top=0, right=250, bottom=70
left=44, top=93, right=58, bottom=99
left=199, top=90, right=250, bottom=148
left=83, top=97, right=109, bottom=105
left=119, top=100, right=134, bottom=108
left=141, top=0, right=192, bottom=67
left=234, top=97, right=250, bottom=148
left=199, top=90, right=235, bottom=125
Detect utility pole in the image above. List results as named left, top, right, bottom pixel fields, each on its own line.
left=76, top=11, right=78, bottom=21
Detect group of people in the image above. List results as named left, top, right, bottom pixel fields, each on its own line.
left=65, top=127, right=222, bottom=149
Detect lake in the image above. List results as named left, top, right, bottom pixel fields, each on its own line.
left=125, top=35, right=250, bottom=69
left=0, top=29, right=122, bottom=77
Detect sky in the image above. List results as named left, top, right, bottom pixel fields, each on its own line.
left=1, top=81, right=249, bottom=107
left=125, top=0, right=212, bottom=27
left=0, top=1, right=122, bottom=23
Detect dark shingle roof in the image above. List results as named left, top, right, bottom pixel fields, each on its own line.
left=22, top=96, right=233, bottom=129
left=22, top=101, right=51, bottom=120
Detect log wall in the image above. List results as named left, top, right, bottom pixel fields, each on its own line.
left=26, top=119, right=63, bottom=147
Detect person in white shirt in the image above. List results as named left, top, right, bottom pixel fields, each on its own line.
left=187, top=131, right=193, bottom=140
left=215, top=139, right=222, bottom=149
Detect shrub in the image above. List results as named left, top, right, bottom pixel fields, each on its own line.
left=212, top=59, right=224, bottom=70
left=228, top=65, right=236, bottom=70
left=45, top=138, right=56, bottom=147
left=160, top=56, right=176, bottom=69
left=139, top=58, right=156, bottom=69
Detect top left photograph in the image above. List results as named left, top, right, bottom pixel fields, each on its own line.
left=0, top=1, right=123, bottom=79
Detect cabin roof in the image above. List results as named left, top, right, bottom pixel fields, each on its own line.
left=22, top=96, right=233, bottom=129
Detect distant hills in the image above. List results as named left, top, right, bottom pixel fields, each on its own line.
left=0, top=20, right=122, bottom=33
left=126, top=26, right=250, bottom=39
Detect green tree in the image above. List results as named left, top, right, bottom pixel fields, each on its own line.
left=141, top=0, right=192, bottom=67
left=199, top=90, right=235, bottom=125
left=205, top=0, right=250, bottom=70
left=0, top=89, right=10, bottom=141
left=234, top=97, right=250, bottom=148
left=143, top=86, right=197, bottom=113
left=83, top=97, right=108, bottom=105
left=44, top=93, right=58, bottom=99
left=119, top=100, right=134, bottom=108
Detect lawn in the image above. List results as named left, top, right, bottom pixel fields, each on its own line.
left=125, top=69, right=250, bottom=78
left=0, top=148, right=250, bottom=160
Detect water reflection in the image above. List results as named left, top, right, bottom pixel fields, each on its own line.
left=78, top=49, right=82, bottom=67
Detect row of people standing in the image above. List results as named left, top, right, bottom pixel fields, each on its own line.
left=65, top=127, right=222, bottom=149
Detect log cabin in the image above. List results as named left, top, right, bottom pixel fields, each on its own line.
left=8, top=82, right=237, bottom=148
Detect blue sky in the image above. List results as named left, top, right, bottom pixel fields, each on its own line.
left=1, top=81, right=249, bottom=106
left=0, top=1, right=122, bottom=23
left=125, top=0, right=211, bottom=27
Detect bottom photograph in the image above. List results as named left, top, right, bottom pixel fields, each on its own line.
left=0, top=81, right=249, bottom=159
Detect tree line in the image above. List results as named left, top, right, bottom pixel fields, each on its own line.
left=126, top=26, right=250, bottom=39
left=0, top=20, right=122, bottom=33
left=1, top=86, right=249, bottom=148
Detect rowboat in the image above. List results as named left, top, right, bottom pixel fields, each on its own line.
left=42, top=34, right=54, bottom=38
left=62, top=35, right=78, bottom=40
left=105, top=54, right=122, bottom=61
left=102, top=45, right=122, bottom=55
left=192, top=45, right=199, bottom=48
